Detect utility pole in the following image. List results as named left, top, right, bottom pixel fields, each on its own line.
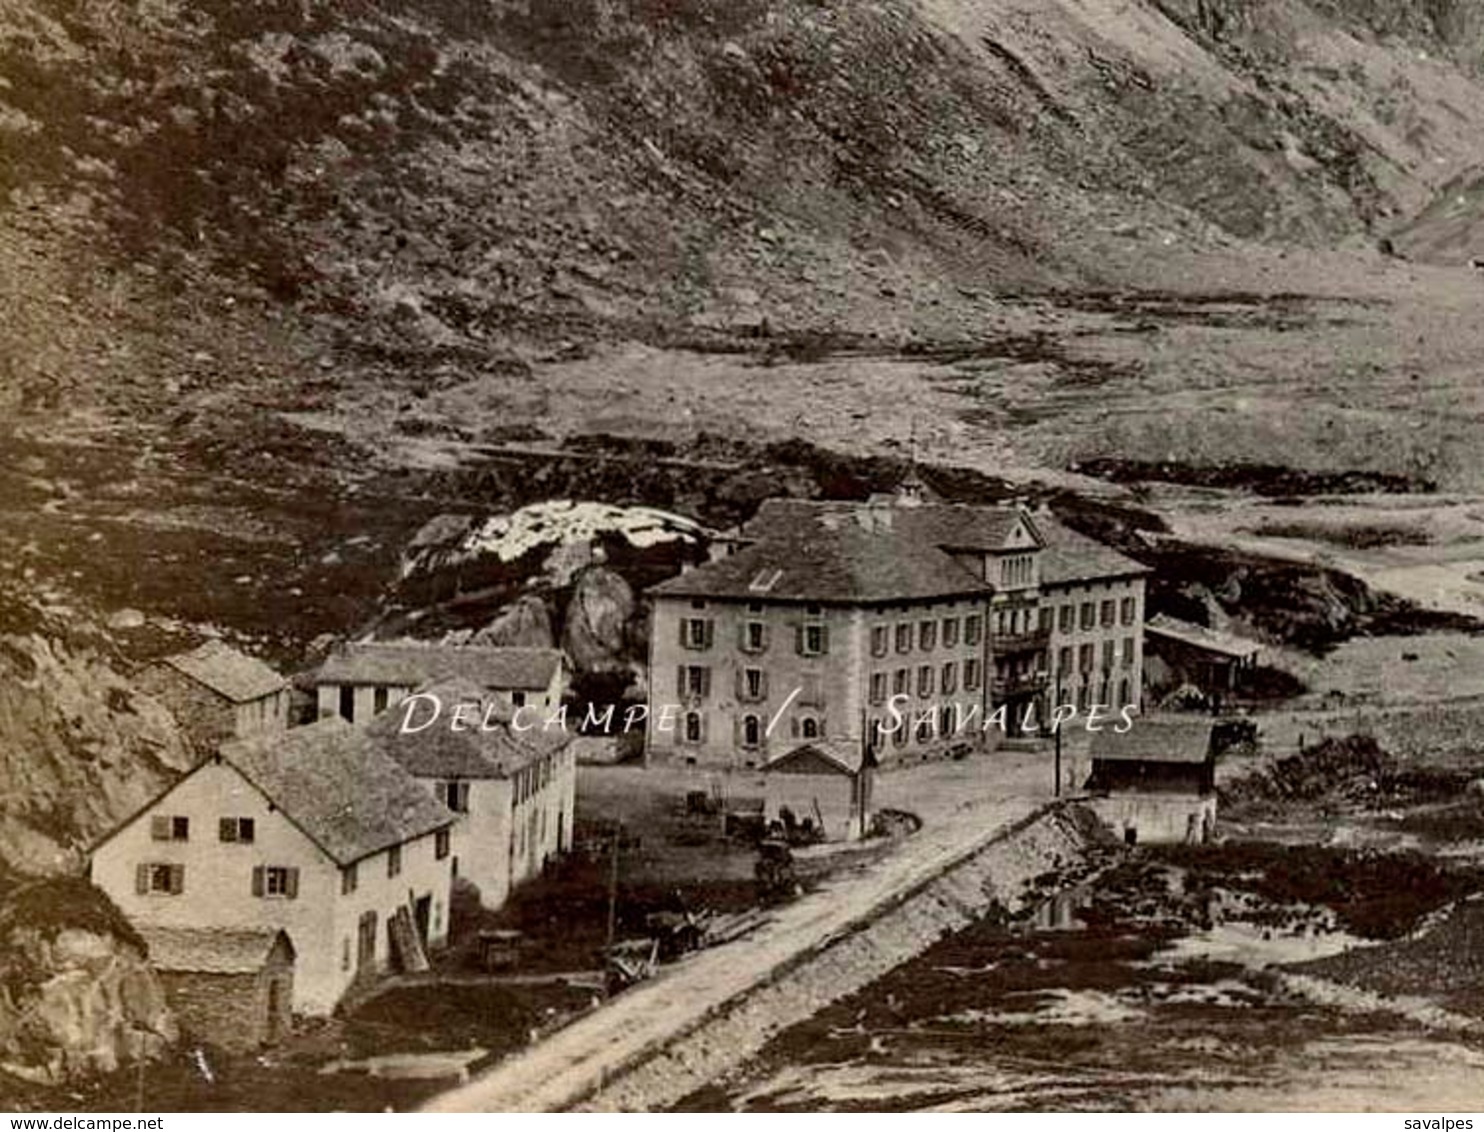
left=1053, top=674, right=1063, bottom=798
left=605, top=821, right=622, bottom=951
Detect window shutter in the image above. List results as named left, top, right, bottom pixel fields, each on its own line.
left=701, top=668, right=711, bottom=697
left=251, top=866, right=265, bottom=898
left=735, top=668, right=746, bottom=700
left=150, top=815, right=171, bottom=841
left=794, top=625, right=805, bottom=655
left=220, top=818, right=237, bottom=843
left=819, top=626, right=830, bottom=655
left=699, top=713, right=708, bottom=743
left=703, top=620, right=715, bottom=649
left=733, top=715, right=742, bottom=747
left=676, top=666, right=685, bottom=698
left=169, top=864, right=185, bottom=895
left=286, top=867, right=300, bottom=900
left=135, top=863, right=149, bottom=895
left=738, top=622, right=750, bottom=651
left=759, top=671, right=769, bottom=700
left=679, top=617, right=689, bottom=647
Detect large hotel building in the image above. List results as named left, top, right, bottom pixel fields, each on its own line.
left=645, top=492, right=1149, bottom=767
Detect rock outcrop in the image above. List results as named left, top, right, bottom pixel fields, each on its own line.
left=0, top=879, right=176, bottom=1083
left=0, top=590, right=193, bottom=874
left=560, top=565, right=639, bottom=676
left=470, top=594, right=556, bottom=649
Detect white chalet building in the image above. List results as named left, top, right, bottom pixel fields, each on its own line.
left=360, top=681, right=576, bottom=910
left=90, top=717, right=456, bottom=1015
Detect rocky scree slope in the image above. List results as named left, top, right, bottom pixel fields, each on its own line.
left=3, top=0, right=1484, bottom=429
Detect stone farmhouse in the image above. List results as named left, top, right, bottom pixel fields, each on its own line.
left=646, top=494, right=1148, bottom=768
left=135, top=639, right=290, bottom=754
left=138, top=926, right=295, bottom=1052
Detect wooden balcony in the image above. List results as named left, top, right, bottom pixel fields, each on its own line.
left=992, top=628, right=1050, bottom=655
left=991, top=672, right=1050, bottom=698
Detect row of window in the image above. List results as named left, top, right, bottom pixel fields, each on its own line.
left=677, top=666, right=824, bottom=706
left=1000, top=554, right=1035, bottom=588
left=672, top=709, right=824, bottom=747
left=867, top=705, right=974, bottom=750
left=1054, top=596, right=1138, bottom=635
left=153, top=815, right=258, bottom=844
left=682, top=617, right=829, bottom=657
left=870, top=614, right=981, bottom=659
left=513, top=753, right=558, bottom=809
left=332, top=685, right=531, bottom=725
left=1054, top=638, right=1138, bottom=675
left=683, top=598, right=1136, bottom=664
left=136, top=862, right=303, bottom=899
left=140, top=831, right=453, bottom=898
left=868, top=659, right=983, bottom=703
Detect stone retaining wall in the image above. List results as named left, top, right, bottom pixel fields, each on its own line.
left=574, top=802, right=1107, bottom=1111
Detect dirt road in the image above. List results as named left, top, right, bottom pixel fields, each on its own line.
left=423, top=753, right=1054, bottom=1112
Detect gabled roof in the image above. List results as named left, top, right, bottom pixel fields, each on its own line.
left=1146, top=614, right=1263, bottom=659
left=650, top=523, right=989, bottom=604
left=762, top=740, right=872, bottom=776
left=220, top=717, right=454, bottom=865
left=658, top=498, right=1143, bottom=602
left=155, top=640, right=286, bottom=703
left=359, top=679, right=569, bottom=780
left=1036, top=517, right=1149, bottom=585
left=313, top=643, right=563, bottom=691
left=139, top=926, right=293, bottom=974
left=1089, top=717, right=1215, bottom=765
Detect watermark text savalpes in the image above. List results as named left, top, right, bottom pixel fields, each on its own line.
left=398, top=690, right=1138, bottom=737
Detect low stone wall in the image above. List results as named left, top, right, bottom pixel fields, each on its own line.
left=573, top=802, right=1107, bottom=1112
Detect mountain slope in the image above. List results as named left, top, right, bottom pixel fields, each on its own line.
left=4, top=0, right=1484, bottom=429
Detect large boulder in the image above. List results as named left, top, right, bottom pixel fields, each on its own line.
left=0, top=879, right=176, bottom=1083
left=561, top=565, right=638, bottom=676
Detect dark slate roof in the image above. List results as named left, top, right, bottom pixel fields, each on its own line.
left=359, top=679, right=569, bottom=780
left=159, top=640, right=286, bottom=703
left=1146, top=614, right=1262, bottom=659
left=746, top=499, right=1029, bottom=551
left=139, top=926, right=293, bottom=974
left=220, top=717, right=454, bottom=865
left=1089, top=717, right=1215, bottom=765
left=1037, top=517, right=1149, bottom=585
left=763, top=740, right=870, bottom=776
left=314, top=643, right=563, bottom=691
left=650, top=522, right=989, bottom=603
left=660, top=499, right=1142, bottom=601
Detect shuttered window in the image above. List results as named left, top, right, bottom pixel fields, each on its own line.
left=797, top=623, right=828, bottom=656
left=680, top=618, right=714, bottom=650
left=151, top=815, right=189, bottom=841
left=218, top=817, right=255, bottom=843
left=136, top=863, right=184, bottom=895
left=252, top=865, right=300, bottom=899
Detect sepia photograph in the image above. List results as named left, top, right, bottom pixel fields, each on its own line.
left=3, top=0, right=1484, bottom=1119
